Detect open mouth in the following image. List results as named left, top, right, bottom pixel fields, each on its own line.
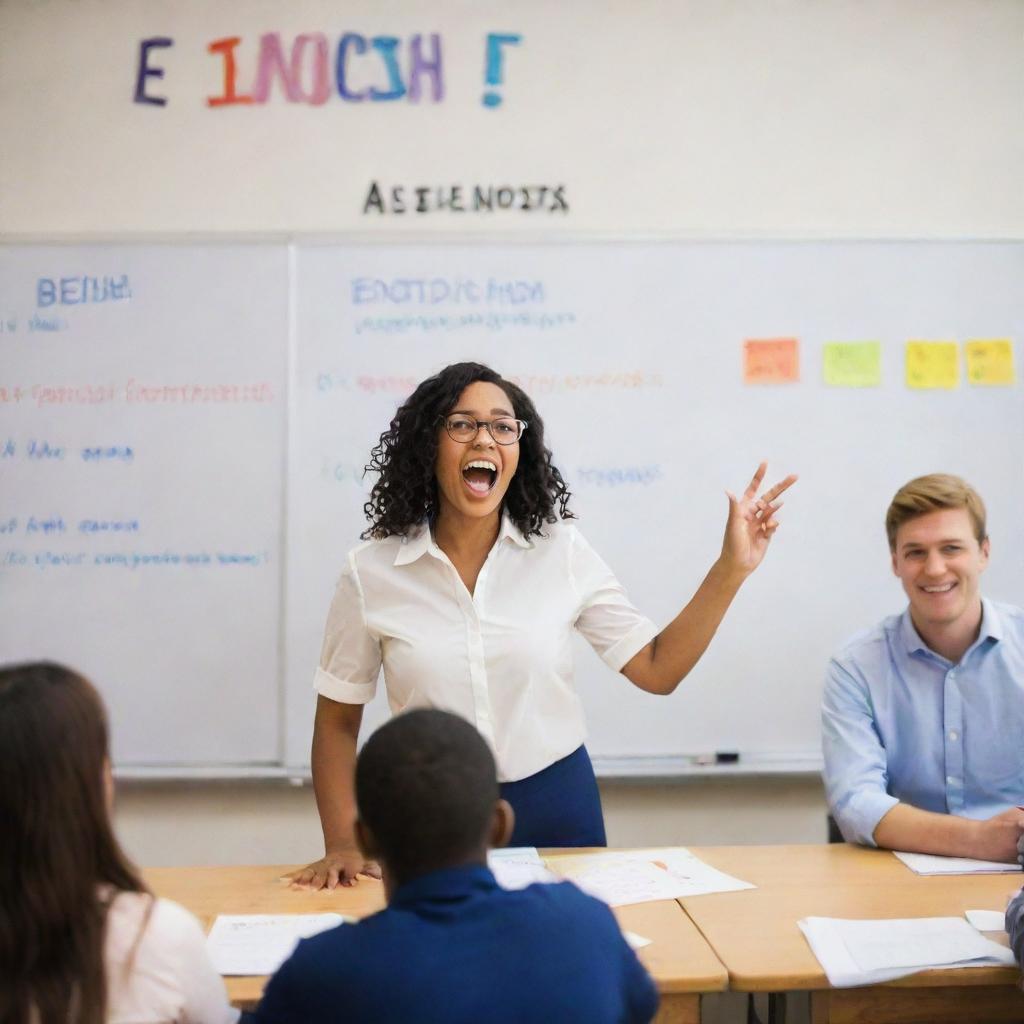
left=462, top=459, right=498, bottom=496
left=921, top=582, right=956, bottom=594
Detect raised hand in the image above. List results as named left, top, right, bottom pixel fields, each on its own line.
left=720, top=462, right=798, bottom=578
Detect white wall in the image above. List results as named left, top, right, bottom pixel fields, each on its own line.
left=1, top=0, right=1021, bottom=237
left=113, top=776, right=830, bottom=867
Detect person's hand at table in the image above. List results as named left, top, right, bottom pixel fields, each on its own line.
left=970, top=807, right=1024, bottom=864
left=282, top=847, right=381, bottom=890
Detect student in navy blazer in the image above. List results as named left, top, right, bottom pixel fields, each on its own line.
left=247, top=709, right=658, bottom=1024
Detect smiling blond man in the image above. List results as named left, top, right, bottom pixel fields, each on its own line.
left=822, top=474, right=1024, bottom=862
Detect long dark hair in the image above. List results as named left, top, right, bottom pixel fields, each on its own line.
left=362, top=362, right=574, bottom=539
left=0, top=663, right=148, bottom=1024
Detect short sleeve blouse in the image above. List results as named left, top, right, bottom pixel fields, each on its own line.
left=314, top=517, right=657, bottom=782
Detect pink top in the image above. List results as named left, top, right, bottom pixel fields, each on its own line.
left=105, top=891, right=238, bottom=1024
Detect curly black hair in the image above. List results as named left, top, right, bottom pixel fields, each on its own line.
left=362, top=362, right=574, bottom=539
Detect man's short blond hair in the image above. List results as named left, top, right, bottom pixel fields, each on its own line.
left=885, top=474, right=987, bottom=551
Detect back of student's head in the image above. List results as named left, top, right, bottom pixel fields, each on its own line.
left=0, top=662, right=145, bottom=1024
left=885, top=473, right=987, bottom=551
left=355, top=709, right=498, bottom=880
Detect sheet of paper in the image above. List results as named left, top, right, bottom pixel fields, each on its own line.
left=623, top=930, right=652, bottom=950
left=206, top=914, right=351, bottom=975
left=905, top=340, right=959, bottom=389
left=965, top=338, right=1015, bottom=385
left=798, top=916, right=1015, bottom=988
left=743, top=338, right=800, bottom=384
left=547, top=847, right=754, bottom=906
left=822, top=341, right=881, bottom=387
left=966, top=909, right=1007, bottom=932
left=556, top=859, right=688, bottom=906
left=893, top=850, right=1022, bottom=875
left=488, top=847, right=543, bottom=865
left=488, top=847, right=559, bottom=889
left=838, top=916, right=1002, bottom=972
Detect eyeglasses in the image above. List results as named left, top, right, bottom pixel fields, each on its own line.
left=441, top=415, right=528, bottom=445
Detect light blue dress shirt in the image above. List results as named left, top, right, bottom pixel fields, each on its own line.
left=822, top=598, right=1024, bottom=846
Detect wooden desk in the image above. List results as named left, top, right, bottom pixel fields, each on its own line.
left=680, top=844, right=1024, bottom=1024
left=145, top=863, right=727, bottom=1024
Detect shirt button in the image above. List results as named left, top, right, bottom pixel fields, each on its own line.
left=948, top=730, right=959, bottom=741
left=946, top=775, right=956, bottom=785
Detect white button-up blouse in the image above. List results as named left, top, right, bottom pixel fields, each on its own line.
left=314, top=517, right=658, bottom=782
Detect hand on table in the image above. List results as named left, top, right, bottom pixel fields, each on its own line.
left=720, top=462, right=798, bottom=578
left=282, top=848, right=381, bottom=890
left=971, top=807, right=1024, bottom=864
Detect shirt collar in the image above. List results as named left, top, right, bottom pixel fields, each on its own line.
left=498, top=514, right=533, bottom=550
left=390, top=863, right=498, bottom=908
left=899, top=597, right=1002, bottom=657
left=979, top=597, right=1004, bottom=644
left=393, top=514, right=531, bottom=566
left=393, top=522, right=433, bottom=566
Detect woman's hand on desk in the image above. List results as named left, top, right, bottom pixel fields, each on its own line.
left=719, top=463, right=798, bottom=579
left=283, top=848, right=381, bottom=890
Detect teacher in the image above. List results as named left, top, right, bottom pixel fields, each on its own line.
left=288, top=362, right=795, bottom=889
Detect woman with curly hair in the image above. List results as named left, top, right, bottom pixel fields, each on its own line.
left=0, top=662, right=237, bottom=1024
left=288, top=362, right=795, bottom=889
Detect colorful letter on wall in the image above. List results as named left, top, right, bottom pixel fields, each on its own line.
left=134, top=37, right=173, bottom=106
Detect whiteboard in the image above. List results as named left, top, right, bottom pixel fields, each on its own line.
left=285, top=240, right=1024, bottom=769
left=0, top=245, right=288, bottom=765
left=2, top=241, right=1021, bottom=772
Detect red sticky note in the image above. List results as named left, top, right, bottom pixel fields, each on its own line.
left=743, top=338, right=800, bottom=384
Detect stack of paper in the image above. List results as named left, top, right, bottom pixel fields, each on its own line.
left=894, top=851, right=1022, bottom=875
left=206, top=914, right=353, bottom=975
left=798, top=916, right=1016, bottom=987
left=546, top=847, right=754, bottom=907
left=487, top=847, right=559, bottom=890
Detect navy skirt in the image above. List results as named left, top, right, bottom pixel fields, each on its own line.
left=500, top=745, right=607, bottom=848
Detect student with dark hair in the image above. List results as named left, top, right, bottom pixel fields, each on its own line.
left=0, top=662, right=237, bottom=1024
left=290, top=361, right=796, bottom=888
left=252, top=709, right=659, bottom=1024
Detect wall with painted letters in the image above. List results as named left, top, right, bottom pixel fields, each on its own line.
left=1, top=0, right=1022, bottom=237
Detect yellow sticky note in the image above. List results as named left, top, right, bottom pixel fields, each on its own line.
left=905, top=341, right=959, bottom=390
left=965, top=339, right=1015, bottom=386
left=743, top=338, right=799, bottom=385
left=823, top=341, right=881, bottom=388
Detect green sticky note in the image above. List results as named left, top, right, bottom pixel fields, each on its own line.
left=822, top=342, right=881, bottom=388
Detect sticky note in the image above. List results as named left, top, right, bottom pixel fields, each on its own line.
left=823, top=342, right=881, bottom=388
left=965, top=339, right=1015, bottom=386
left=905, top=341, right=959, bottom=390
left=743, top=338, right=799, bottom=384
